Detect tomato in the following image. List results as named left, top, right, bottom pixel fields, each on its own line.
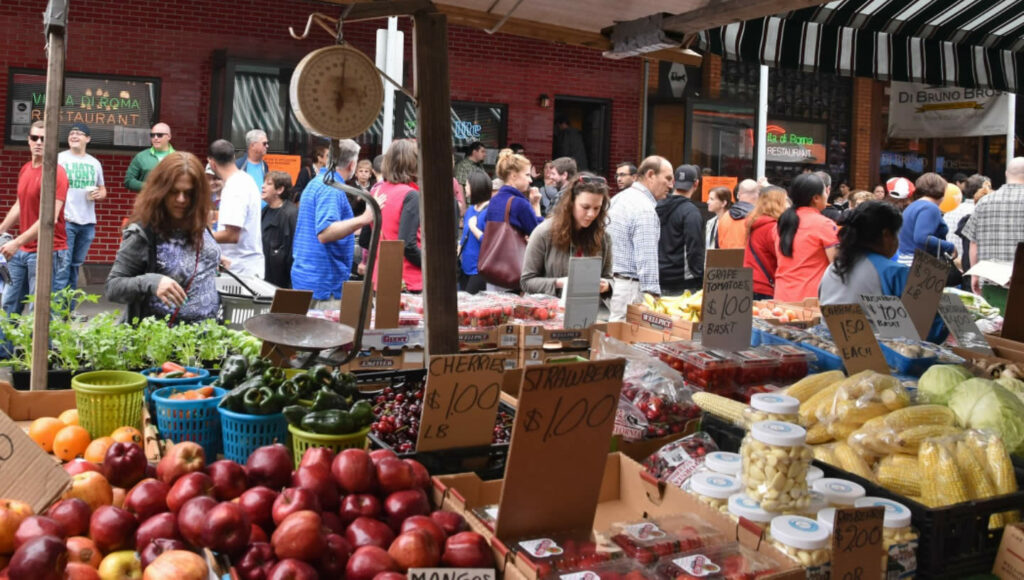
left=160, top=361, right=186, bottom=374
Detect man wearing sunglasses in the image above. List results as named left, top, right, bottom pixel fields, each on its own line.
left=124, top=122, right=174, bottom=192
left=236, top=129, right=270, bottom=191
left=0, top=121, right=71, bottom=314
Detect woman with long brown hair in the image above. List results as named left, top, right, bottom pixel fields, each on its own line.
left=520, top=173, right=613, bottom=298
left=743, top=185, right=789, bottom=299
left=106, top=152, right=221, bottom=324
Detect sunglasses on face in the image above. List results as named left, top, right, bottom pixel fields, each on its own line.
left=150, top=132, right=167, bottom=139
left=28, top=135, right=44, bottom=143
left=577, top=175, right=607, bottom=185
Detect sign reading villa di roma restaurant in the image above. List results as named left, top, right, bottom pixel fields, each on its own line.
left=888, top=81, right=1010, bottom=139
left=764, top=120, right=827, bottom=165
left=6, top=69, right=160, bottom=150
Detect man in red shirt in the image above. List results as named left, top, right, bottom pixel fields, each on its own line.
left=0, top=120, right=70, bottom=314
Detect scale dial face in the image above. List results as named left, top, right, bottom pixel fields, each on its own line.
left=290, top=44, right=384, bottom=139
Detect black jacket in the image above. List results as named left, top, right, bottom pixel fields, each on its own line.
left=656, top=194, right=705, bottom=288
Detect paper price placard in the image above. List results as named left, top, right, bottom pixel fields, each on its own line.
left=938, top=295, right=994, bottom=354
left=902, top=250, right=948, bottom=340
left=495, top=359, right=625, bottom=539
left=417, top=354, right=506, bottom=452
left=700, top=267, right=753, bottom=351
left=821, top=303, right=889, bottom=374
left=831, top=507, right=885, bottom=580
left=858, top=294, right=920, bottom=340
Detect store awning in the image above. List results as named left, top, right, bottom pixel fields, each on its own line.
left=696, top=0, right=1024, bottom=91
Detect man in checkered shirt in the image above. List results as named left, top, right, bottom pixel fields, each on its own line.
left=606, top=156, right=674, bottom=321
left=962, top=157, right=1024, bottom=314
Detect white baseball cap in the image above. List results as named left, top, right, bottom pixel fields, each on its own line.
left=886, top=177, right=915, bottom=199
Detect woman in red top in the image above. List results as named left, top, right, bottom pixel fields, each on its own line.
left=743, top=186, right=788, bottom=299
left=773, top=174, right=839, bottom=301
left=372, top=139, right=423, bottom=292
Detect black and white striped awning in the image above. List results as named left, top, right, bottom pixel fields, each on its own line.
left=697, top=0, right=1024, bottom=91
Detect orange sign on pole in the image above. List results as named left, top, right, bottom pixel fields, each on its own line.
left=701, top=176, right=737, bottom=202
left=265, top=154, right=303, bottom=185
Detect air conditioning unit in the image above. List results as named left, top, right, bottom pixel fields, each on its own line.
left=604, top=13, right=683, bottom=59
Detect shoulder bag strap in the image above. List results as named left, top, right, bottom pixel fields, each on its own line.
left=748, top=235, right=775, bottom=288
left=504, top=197, right=514, bottom=223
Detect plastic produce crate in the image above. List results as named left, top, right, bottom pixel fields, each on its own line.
left=700, top=412, right=1024, bottom=579
left=367, top=401, right=516, bottom=480
left=879, top=342, right=937, bottom=377
left=216, top=274, right=278, bottom=329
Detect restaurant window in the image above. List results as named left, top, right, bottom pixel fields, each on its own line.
left=685, top=101, right=755, bottom=179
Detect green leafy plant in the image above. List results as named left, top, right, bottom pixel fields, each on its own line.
left=79, top=311, right=128, bottom=370
left=196, top=319, right=230, bottom=363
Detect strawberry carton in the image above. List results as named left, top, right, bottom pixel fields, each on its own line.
left=543, top=557, right=658, bottom=580
left=515, top=294, right=562, bottom=321
left=654, top=341, right=699, bottom=374
left=511, top=531, right=624, bottom=577
left=652, top=543, right=783, bottom=580
left=607, top=515, right=726, bottom=565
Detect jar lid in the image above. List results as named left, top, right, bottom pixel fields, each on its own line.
left=690, top=472, right=742, bottom=499
left=728, top=493, right=778, bottom=523
left=804, top=490, right=827, bottom=514
left=806, top=465, right=825, bottom=483
left=770, top=515, right=830, bottom=550
left=854, top=497, right=912, bottom=528
left=750, top=393, right=800, bottom=415
left=812, top=478, right=866, bottom=506
left=750, top=420, right=807, bottom=446
left=705, top=451, right=742, bottom=475
left=817, top=507, right=837, bottom=533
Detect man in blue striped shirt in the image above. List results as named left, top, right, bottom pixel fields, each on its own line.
left=606, top=155, right=673, bottom=321
left=291, top=139, right=374, bottom=310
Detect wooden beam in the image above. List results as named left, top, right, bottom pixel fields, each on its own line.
left=321, top=0, right=434, bottom=23
left=662, top=0, right=830, bottom=35
left=645, top=48, right=703, bottom=67
left=413, top=11, right=459, bottom=356
left=32, top=7, right=67, bottom=390
left=435, top=4, right=610, bottom=50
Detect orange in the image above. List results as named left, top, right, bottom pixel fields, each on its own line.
left=110, top=426, right=143, bottom=446
left=84, top=436, right=114, bottom=464
left=28, top=417, right=65, bottom=453
left=53, top=425, right=91, bottom=462
left=58, top=409, right=79, bottom=426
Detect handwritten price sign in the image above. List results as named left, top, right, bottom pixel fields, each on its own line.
left=495, top=359, right=625, bottom=540
left=937, top=295, right=994, bottom=354
left=821, top=304, right=889, bottom=374
left=417, top=354, right=506, bottom=452
left=902, top=250, right=948, bottom=340
left=701, top=267, right=753, bottom=351
left=858, top=295, right=919, bottom=340
left=831, top=507, right=885, bottom=580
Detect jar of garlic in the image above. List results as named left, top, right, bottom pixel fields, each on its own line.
left=727, top=493, right=779, bottom=530
left=769, top=515, right=831, bottom=579
left=812, top=478, right=866, bottom=508
left=743, top=393, right=801, bottom=427
left=689, top=472, right=742, bottom=513
left=704, top=451, right=742, bottom=477
left=854, top=497, right=918, bottom=578
left=740, top=421, right=812, bottom=512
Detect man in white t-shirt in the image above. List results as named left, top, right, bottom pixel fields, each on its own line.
left=208, top=139, right=264, bottom=277
left=58, top=123, right=106, bottom=291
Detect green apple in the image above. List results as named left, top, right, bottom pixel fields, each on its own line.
left=98, top=550, right=142, bottom=580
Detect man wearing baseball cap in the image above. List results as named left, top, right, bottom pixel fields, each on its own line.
left=886, top=177, right=915, bottom=209
left=656, top=165, right=705, bottom=295
left=58, top=123, right=106, bottom=293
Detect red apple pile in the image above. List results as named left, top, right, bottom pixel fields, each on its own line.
left=0, top=440, right=494, bottom=580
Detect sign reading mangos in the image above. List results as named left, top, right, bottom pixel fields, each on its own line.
left=6, top=69, right=160, bottom=150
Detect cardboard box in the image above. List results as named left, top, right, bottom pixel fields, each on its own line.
left=983, top=334, right=1024, bottom=364
left=431, top=453, right=803, bottom=580
left=342, top=347, right=425, bottom=372
left=0, top=380, right=76, bottom=422
left=592, top=321, right=672, bottom=346
left=459, top=325, right=523, bottom=352
left=518, top=347, right=590, bottom=367
left=626, top=304, right=698, bottom=339
left=993, top=523, right=1024, bottom=579
left=0, top=381, right=73, bottom=513
left=518, top=324, right=592, bottom=349
left=612, top=418, right=699, bottom=462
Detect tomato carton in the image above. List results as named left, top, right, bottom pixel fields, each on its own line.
left=759, top=345, right=813, bottom=382
left=541, top=558, right=658, bottom=580
left=654, top=342, right=699, bottom=374
left=727, top=349, right=779, bottom=386
left=677, top=349, right=738, bottom=394
left=514, top=294, right=562, bottom=322
left=510, top=531, right=624, bottom=576
left=607, top=515, right=726, bottom=565
left=652, top=543, right=784, bottom=580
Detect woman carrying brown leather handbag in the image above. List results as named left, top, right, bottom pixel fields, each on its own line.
left=477, top=149, right=543, bottom=291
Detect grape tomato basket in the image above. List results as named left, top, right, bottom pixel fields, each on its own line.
left=216, top=268, right=279, bottom=329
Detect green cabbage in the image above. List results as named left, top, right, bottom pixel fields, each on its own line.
left=996, top=376, right=1024, bottom=402
left=948, top=378, right=1024, bottom=454
left=918, top=364, right=973, bottom=405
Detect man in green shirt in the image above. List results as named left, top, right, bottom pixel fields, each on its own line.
left=124, top=122, right=174, bottom=192
left=453, top=141, right=486, bottom=190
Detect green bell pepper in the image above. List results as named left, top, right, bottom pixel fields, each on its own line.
left=291, top=373, right=316, bottom=399
left=277, top=381, right=300, bottom=405
left=219, top=354, right=248, bottom=389
left=262, top=366, right=286, bottom=389
left=308, top=364, right=333, bottom=387
left=349, top=399, right=374, bottom=428
left=219, top=388, right=247, bottom=413
left=282, top=404, right=310, bottom=427
left=300, top=410, right=355, bottom=435
left=330, top=369, right=358, bottom=396
left=311, top=389, right=346, bottom=412
left=247, top=356, right=271, bottom=378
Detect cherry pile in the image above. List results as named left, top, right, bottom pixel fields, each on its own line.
left=371, top=380, right=515, bottom=453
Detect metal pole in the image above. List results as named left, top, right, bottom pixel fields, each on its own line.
left=1007, top=92, right=1016, bottom=165
left=378, top=17, right=403, bottom=151
left=756, top=64, right=768, bottom=179
left=32, top=0, right=68, bottom=391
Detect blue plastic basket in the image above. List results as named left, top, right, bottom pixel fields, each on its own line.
left=142, top=367, right=210, bottom=416
left=880, top=343, right=938, bottom=377
left=797, top=341, right=846, bottom=372
left=152, top=386, right=226, bottom=459
left=218, top=408, right=289, bottom=463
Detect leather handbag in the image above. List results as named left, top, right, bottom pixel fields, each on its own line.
left=477, top=198, right=527, bottom=290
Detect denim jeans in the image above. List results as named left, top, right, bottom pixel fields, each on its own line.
left=65, top=222, right=95, bottom=291
left=2, top=249, right=70, bottom=315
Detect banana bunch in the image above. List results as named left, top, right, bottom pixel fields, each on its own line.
left=643, top=291, right=703, bottom=322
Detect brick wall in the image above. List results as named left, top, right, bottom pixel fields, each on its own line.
left=849, top=77, right=875, bottom=190
left=0, top=0, right=642, bottom=263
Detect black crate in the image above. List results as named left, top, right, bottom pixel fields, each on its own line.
left=352, top=369, right=427, bottom=400
left=701, top=413, right=1024, bottom=579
